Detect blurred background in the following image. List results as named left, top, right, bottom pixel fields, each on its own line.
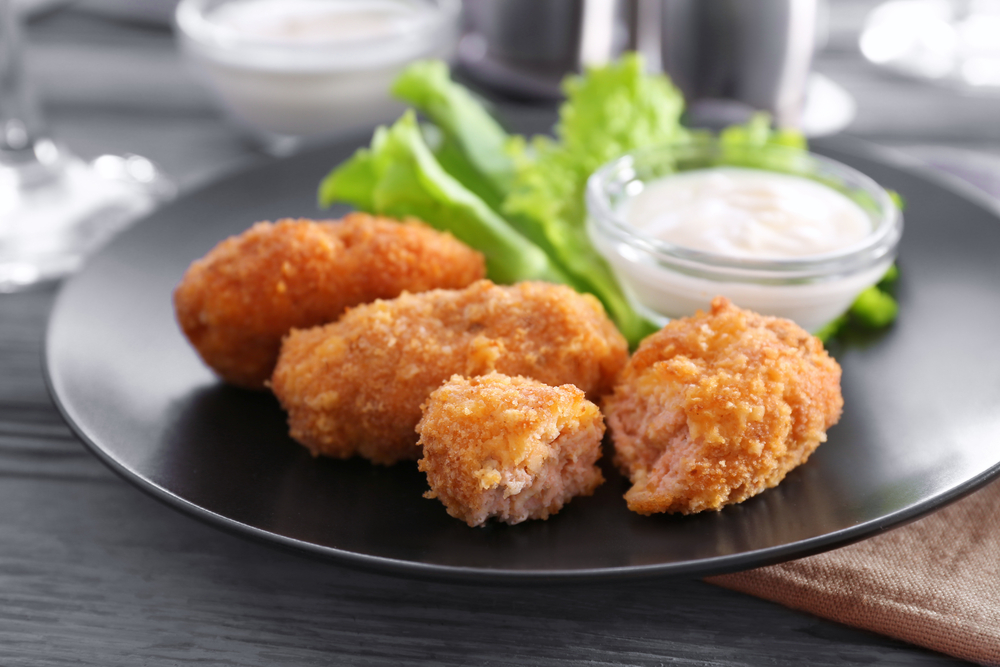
left=8, top=0, right=1000, bottom=242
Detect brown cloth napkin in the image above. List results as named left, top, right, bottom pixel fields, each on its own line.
left=709, top=148, right=1000, bottom=665
left=707, top=478, right=1000, bottom=666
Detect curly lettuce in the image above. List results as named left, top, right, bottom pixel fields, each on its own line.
left=502, top=53, right=688, bottom=345
left=321, top=55, right=899, bottom=347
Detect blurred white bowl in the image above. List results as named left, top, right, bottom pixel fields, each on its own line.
left=176, top=0, right=460, bottom=150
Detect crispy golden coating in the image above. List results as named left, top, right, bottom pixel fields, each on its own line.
left=417, top=373, right=605, bottom=527
left=173, top=214, right=485, bottom=388
left=604, top=297, right=843, bottom=515
left=271, top=280, right=628, bottom=465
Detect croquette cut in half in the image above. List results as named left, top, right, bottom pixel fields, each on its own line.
left=417, top=373, right=605, bottom=527
left=271, top=280, right=628, bottom=465
left=604, top=296, right=843, bottom=515
left=173, top=214, right=485, bottom=388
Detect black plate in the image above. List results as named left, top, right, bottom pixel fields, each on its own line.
left=44, top=134, right=1000, bottom=582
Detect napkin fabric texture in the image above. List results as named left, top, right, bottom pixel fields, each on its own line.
left=708, top=147, right=1000, bottom=666
left=708, top=463, right=1000, bottom=666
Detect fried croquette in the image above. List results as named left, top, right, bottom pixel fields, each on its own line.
left=173, top=214, right=485, bottom=388
left=417, top=373, right=605, bottom=527
left=604, top=296, right=843, bottom=515
left=270, top=280, right=628, bottom=465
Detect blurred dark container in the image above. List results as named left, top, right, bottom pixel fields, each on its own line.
left=459, top=0, right=631, bottom=99
left=458, top=0, right=818, bottom=128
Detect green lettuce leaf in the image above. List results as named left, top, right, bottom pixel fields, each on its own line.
left=320, top=56, right=900, bottom=348
left=502, top=53, right=686, bottom=346
left=814, top=314, right=849, bottom=343
left=392, top=60, right=514, bottom=210
left=718, top=112, right=810, bottom=173
left=318, top=111, right=568, bottom=286
left=814, top=263, right=900, bottom=342
left=719, top=112, right=807, bottom=151
left=418, top=122, right=505, bottom=213
left=850, top=284, right=899, bottom=328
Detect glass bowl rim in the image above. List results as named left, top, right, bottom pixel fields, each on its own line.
left=586, top=137, right=904, bottom=277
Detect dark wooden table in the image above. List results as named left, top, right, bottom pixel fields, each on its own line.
left=4, top=3, right=997, bottom=664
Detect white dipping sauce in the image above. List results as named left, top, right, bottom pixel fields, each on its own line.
left=209, top=0, right=419, bottom=45
left=625, top=167, right=871, bottom=259
left=588, top=162, right=898, bottom=333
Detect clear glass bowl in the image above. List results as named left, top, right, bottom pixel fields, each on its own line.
left=175, top=0, right=461, bottom=149
left=586, top=137, right=903, bottom=332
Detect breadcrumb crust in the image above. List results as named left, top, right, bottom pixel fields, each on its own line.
left=417, top=373, right=605, bottom=527
left=604, top=297, right=843, bottom=515
left=173, top=214, right=485, bottom=388
left=270, top=280, right=628, bottom=465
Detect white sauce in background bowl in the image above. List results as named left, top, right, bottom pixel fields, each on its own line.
left=176, top=0, right=460, bottom=142
left=209, top=0, right=420, bottom=45
left=587, top=141, right=903, bottom=333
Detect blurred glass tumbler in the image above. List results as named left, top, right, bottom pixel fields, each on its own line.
left=460, top=0, right=819, bottom=129
left=176, top=0, right=461, bottom=153
left=1, top=0, right=172, bottom=292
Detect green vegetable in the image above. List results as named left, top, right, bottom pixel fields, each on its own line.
left=320, top=55, right=902, bottom=348
left=888, top=190, right=906, bottom=211
left=852, top=262, right=900, bottom=329
left=416, top=122, right=507, bottom=213
left=391, top=61, right=572, bottom=282
left=813, top=264, right=900, bottom=341
left=318, top=111, right=568, bottom=286
left=720, top=111, right=807, bottom=151
left=850, top=284, right=899, bottom=328
left=392, top=60, right=513, bottom=210
left=502, top=53, right=686, bottom=345
left=718, top=112, right=811, bottom=174
left=814, top=314, right=848, bottom=343
left=879, top=263, right=899, bottom=287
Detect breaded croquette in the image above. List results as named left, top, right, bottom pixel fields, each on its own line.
left=604, top=297, right=843, bottom=515
left=271, top=280, right=628, bottom=465
left=174, top=214, right=485, bottom=388
left=417, top=373, right=605, bottom=527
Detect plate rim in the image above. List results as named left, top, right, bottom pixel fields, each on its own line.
left=43, top=134, right=1000, bottom=583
